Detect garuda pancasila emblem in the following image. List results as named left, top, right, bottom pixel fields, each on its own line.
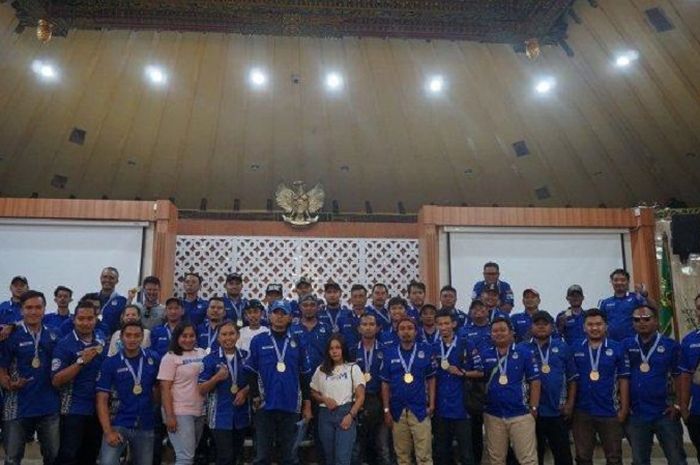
left=275, top=181, right=325, bottom=227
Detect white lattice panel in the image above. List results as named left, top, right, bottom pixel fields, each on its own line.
left=174, top=235, right=419, bottom=300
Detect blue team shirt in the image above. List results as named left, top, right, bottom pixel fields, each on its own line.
left=0, top=323, right=60, bottom=420
left=58, top=317, right=110, bottom=340
left=99, top=293, right=128, bottom=336
left=379, top=328, right=399, bottom=350
left=366, top=305, right=391, bottom=332
left=680, top=330, right=700, bottom=415
left=318, top=306, right=351, bottom=333
left=0, top=300, right=22, bottom=325
left=573, top=339, right=630, bottom=417
left=182, top=297, right=208, bottom=326
left=623, top=333, right=680, bottom=421
left=419, top=327, right=440, bottom=345
left=441, top=308, right=468, bottom=327
left=556, top=308, right=586, bottom=346
left=245, top=331, right=306, bottom=413
left=290, top=320, right=331, bottom=374
left=197, top=321, right=221, bottom=353
left=527, top=338, right=577, bottom=417
left=337, top=311, right=363, bottom=349
left=433, top=337, right=482, bottom=420
left=350, top=341, right=383, bottom=395
left=380, top=341, right=436, bottom=421
left=481, top=343, right=540, bottom=418
left=199, top=348, right=251, bottom=430
left=51, top=331, right=106, bottom=415
left=406, top=305, right=421, bottom=322
left=151, top=324, right=176, bottom=357
left=223, top=296, right=250, bottom=326
left=458, top=321, right=491, bottom=350
left=598, top=293, right=646, bottom=341
left=43, top=312, right=71, bottom=331
left=96, top=349, right=160, bottom=429
left=472, top=280, right=514, bottom=307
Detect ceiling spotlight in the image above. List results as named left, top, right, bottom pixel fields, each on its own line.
left=31, top=60, right=58, bottom=81
left=535, top=77, right=556, bottom=94
left=325, top=72, right=343, bottom=91
left=145, top=65, right=167, bottom=85
left=249, top=68, right=267, bottom=87
left=614, top=50, right=639, bottom=68
left=427, top=75, right=444, bottom=94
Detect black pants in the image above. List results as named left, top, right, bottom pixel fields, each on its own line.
left=211, top=428, right=247, bottom=465
left=470, top=413, right=484, bottom=465
left=434, top=416, right=475, bottom=465
left=56, top=414, right=102, bottom=465
left=536, top=416, right=573, bottom=465
left=686, top=414, right=700, bottom=462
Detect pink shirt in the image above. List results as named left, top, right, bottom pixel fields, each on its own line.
left=157, top=348, right=206, bottom=416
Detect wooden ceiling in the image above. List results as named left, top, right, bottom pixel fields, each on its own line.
left=0, top=0, right=699, bottom=213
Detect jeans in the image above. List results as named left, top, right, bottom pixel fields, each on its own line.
left=626, top=415, right=687, bottom=465
left=571, top=410, right=623, bottom=465
left=536, top=416, right=572, bottom=465
left=99, top=426, right=155, bottom=465
left=168, top=415, right=205, bottom=465
left=211, top=427, right=247, bottom=465
left=57, top=414, right=102, bottom=465
left=254, top=409, right=300, bottom=465
left=434, top=416, right=475, bottom=465
left=351, top=393, right=392, bottom=465
left=318, top=404, right=357, bottom=465
left=3, top=414, right=60, bottom=465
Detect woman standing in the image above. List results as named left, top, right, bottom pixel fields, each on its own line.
left=198, top=321, right=251, bottom=465
left=157, top=323, right=207, bottom=465
left=310, top=334, right=366, bottom=465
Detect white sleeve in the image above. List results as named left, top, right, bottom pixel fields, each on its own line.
left=351, top=364, right=365, bottom=389
left=309, top=366, right=323, bottom=393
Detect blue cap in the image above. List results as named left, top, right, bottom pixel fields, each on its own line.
left=269, top=299, right=291, bottom=315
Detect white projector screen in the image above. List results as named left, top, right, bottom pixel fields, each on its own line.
left=447, top=228, right=629, bottom=316
left=0, top=219, right=145, bottom=312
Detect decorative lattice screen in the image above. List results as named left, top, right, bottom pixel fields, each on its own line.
left=175, top=236, right=419, bottom=300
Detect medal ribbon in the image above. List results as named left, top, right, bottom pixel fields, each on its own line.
left=588, top=340, right=604, bottom=374
left=441, top=338, right=457, bottom=364
left=536, top=336, right=552, bottom=367
left=397, top=344, right=417, bottom=375
left=120, top=349, right=144, bottom=388
left=497, top=345, right=510, bottom=377
left=359, top=341, right=376, bottom=375
left=636, top=332, right=661, bottom=366
left=23, top=322, right=42, bottom=361
left=271, top=333, right=290, bottom=364
left=220, top=348, right=238, bottom=389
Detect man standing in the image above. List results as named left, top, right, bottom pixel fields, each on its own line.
left=624, top=305, right=686, bottom=465
left=245, top=300, right=312, bottom=465
left=556, top=285, right=586, bottom=346
left=197, top=297, right=226, bottom=353
left=0, top=290, right=60, bottom=464
left=680, top=293, right=700, bottom=461
left=237, top=299, right=270, bottom=353
left=51, top=300, right=106, bottom=465
left=290, top=277, right=314, bottom=321
left=378, top=297, right=408, bottom=349
left=481, top=284, right=509, bottom=320
left=511, top=289, right=544, bottom=343
left=97, top=267, right=128, bottom=336
left=223, top=272, right=249, bottom=326
left=338, top=284, right=369, bottom=349
left=472, top=262, right=514, bottom=313
left=459, top=300, right=491, bottom=349
left=381, top=317, right=436, bottom=465
left=407, top=281, right=427, bottom=321
left=0, top=276, right=29, bottom=331
left=439, top=285, right=468, bottom=327
left=319, top=280, right=351, bottom=333
left=528, top=311, right=576, bottom=465
left=181, top=272, right=208, bottom=326
left=44, top=286, right=73, bottom=330
left=598, top=268, right=657, bottom=342
left=151, top=297, right=185, bottom=357
left=571, top=308, right=629, bottom=465
left=129, top=276, right=165, bottom=330
left=367, top=284, right=391, bottom=332
left=418, top=304, right=439, bottom=345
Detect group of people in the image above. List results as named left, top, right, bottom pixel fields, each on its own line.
left=0, top=261, right=699, bottom=465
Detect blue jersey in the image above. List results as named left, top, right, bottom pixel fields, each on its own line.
left=0, top=300, right=22, bottom=325
left=380, top=341, right=436, bottom=422
left=318, top=306, right=351, bottom=333
left=598, top=293, right=646, bottom=341
left=527, top=338, right=577, bottom=417
left=290, top=320, right=331, bottom=374
left=245, top=331, right=307, bottom=413
left=406, top=305, right=421, bottom=322
left=98, top=293, right=128, bottom=336
left=680, top=330, right=700, bottom=415
left=43, top=312, right=71, bottom=331
left=199, top=348, right=251, bottom=430
left=350, top=341, right=383, bottom=395
left=1, top=323, right=60, bottom=420
left=623, top=334, right=680, bottom=421
left=223, top=296, right=250, bottom=326
left=182, top=297, right=208, bottom=326
left=458, top=321, right=491, bottom=350
left=480, top=343, right=539, bottom=418
left=379, top=327, right=399, bottom=350
left=419, top=327, right=440, bottom=345
left=58, top=317, right=110, bottom=341
left=433, top=337, right=482, bottom=419
left=150, top=324, right=177, bottom=357
left=51, top=331, right=106, bottom=415
left=337, top=311, right=363, bottom=349
left=556, top=308, right=586, bottom=346
left=472, top=280, right=514, bottom=307
left=366, top=305, right=391, bottom=332
left=96, top=349, right=160, bottom=430
left=197, top=321, right=221, bottom=353
left=573, top=339, right=629, bottom=417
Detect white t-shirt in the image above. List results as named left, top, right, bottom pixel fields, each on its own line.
left=108, top=329, right=151, bottom=356
left=310, top=363, right=365, bottom=407
left=237, top=326, right=270, bottom=353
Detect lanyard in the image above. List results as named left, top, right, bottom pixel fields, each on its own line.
left=207, top=324, right=219, bottom=348
left=441, top=337, right=457, bottom=362
left=271, top=333, right=290, bottom=363
left=536, top=337, right=552, bottom=366
left=120, top=350, right=144, bottom=387
left=497, top=345, right=511, bottom=377
left=21, top=322, right=41, bottom=359
left=397, top=344, right=417, bottom=374
left=636, top=333, right=661, bottom=365
left=358, top=341, right=376, bottom=373
left=588, top=339, right=606, bottom=373
left=220, top=348, right=238, bottom=387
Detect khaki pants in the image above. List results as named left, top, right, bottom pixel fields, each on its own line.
left=484, top=413, right=537, bottom=465
left=392, top=409, right=433, bottom=465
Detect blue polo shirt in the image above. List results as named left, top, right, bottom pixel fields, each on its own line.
left=527, top=338, right=577, bottom=417
left=58, top=317, right=110, bottom=340
left=623, top=333, right=680, bottom=421
left=488, top=308, right=509, bottom=323
left=380, top=341, right=436, bottom=421
left=0, top=323, right=60, bottom=419
left=199, top=348, right=251, bottom=430
left=680, top=330, right=700, bottom=415
left=223, top=296, right=250, bottom=326
left=99, top=293, right=128, bottom=336
left=96, top=349, right=160, bottom=430
left=598, top=293, right=646, bottom=341
left=318, top=306, right=351, bottom=333
left=197, top=321, right=221, bottom=353
left=406, top=304, right=421, bottom=322
left=44, top=312, right=71, bottom=331
left=337, top=311, right=363, bottom=349
left=419, top=327, right=440, bottom=345
left=433, top=337, right=482, bottom=420
left=441, top=307, right=468, bottom=327
left=573, top=339, right=629, bottom=417
left=379, top=327, right=399, bottom=350
left=150, top=324, right=177, bottom=357
left=472, top=280, right=514, bottom=307
left=458, top=321, right=491, bottom=350
left=481, top=343, right=539, bottom=418
left=51, top=331, right=106, bottom=415
left=350, top=340, right=383, bottom=395
left=290, top=320, right=331, bottom=374
left=0, top=299, right=22, bottom=325
left=366, top=305, right=391, bottom=332
left=245, top=331, right=306, bottom=413
left=556, top=308, right=586, bottom=346
left=182, top=297, right=208, bottom=326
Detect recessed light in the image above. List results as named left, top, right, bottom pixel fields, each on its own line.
left=249, top=68, right=267, bottom=88
left=614, top=50, right=639, bottom=68
left=535, top=77, right=556, bottom=94
left=145, top=65, right=167, bottom=85
left=325, top=72, right=343, bottom=91
left=31, top=60, right=58, bottom=81
left=427, top=75, right=444, bottom=94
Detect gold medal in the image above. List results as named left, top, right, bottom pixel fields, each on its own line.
left=364, top=372, right=372, bottom=383
left=94, top=345, right=103, bottom=354
left=498, top=374, right=508, bottom=385
left=639, top=362, right=650, bottom=373
left=31, top=357, right=41, bottom=368
left=403, top=372, right=414, bottom=384
left=230, top=385, right=239, bottom=394
left=133, top=384, right=143, bottom=395
left=541, top=364, right=551, bottom=374
left=440, top=360, right=450, bottom=370
left=276, top=361, right=286, bottom=373
left=589, top=371, right=600, bottom=381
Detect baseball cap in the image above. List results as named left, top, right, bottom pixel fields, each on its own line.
left=566, top=284, right=583, bottom=296
left=324, top=280, right=341, bottom=291
left=532, top=311, right=554, bottom=324
left=523, top=288, right=540, bottom=297
left=11, top=276, right=28, bottom=285
left=226, top=272, right=243, bottom=283
left=245, top=299, right=265, bottom=311
left=296, top=276, right=312, bottom=287
left=483, top=282, right=499, bottom=294
left=266, top=284, right=283, bottom=294
left=269, top=300, right=291, bottom=315
left=299, top=294, right=318, bottom=304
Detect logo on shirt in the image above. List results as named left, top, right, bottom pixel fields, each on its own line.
left=51, top=358, right=61, bottom=371
left=418, top=351, right=425, bottom=359
left=290, top=340, right=297, bottom=348
left=552, top=347, right=559, bottom=353
left=512, top=352, right=519, bottom=359
left=657, top=346, right=665, bottom=353
left=148, top=357, right=154, bottom=365
left=605, top=349, right=613, bottom=356
left=377, top=352, right=383, bottom=359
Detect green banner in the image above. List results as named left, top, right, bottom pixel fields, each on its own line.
left=659, top=233, right=675, bottom=337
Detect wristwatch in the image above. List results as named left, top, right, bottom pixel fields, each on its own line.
left=529, top=406, right=538, bottom=412
left=76, top=357, right=85, bottom=366
left=383, top=407, right=390, bottom=414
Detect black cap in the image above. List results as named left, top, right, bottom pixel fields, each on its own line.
left=324, top=279, right=341, bottom=291
left=11, top=276, right=28, bottom=285
left=566, top=284, right=583, bottom=296
left=226, top=272, right=243, bottom=283
left=296, top=276, right=312, bottom=287
left=245, top=299, right=265, bottom=311
left=483, top=282, right=499, bottom=294
left=299, top=294, right=318, bottom=304
left=531, top=311, right=554, bottom=324
left=266, top=284, right=283, bottom=294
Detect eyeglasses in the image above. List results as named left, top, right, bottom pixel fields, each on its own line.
left=632, top=316, right=653, bottom=323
